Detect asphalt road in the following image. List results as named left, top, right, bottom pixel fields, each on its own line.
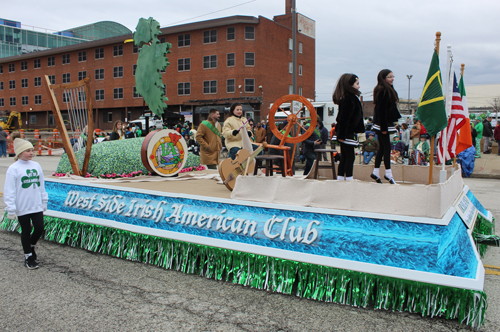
left=0, top=156, right=499, bottom=332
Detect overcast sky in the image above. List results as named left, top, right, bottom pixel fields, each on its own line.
left=5, top=0, right=500, bottom=103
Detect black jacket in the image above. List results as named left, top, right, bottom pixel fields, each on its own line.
left=373, top=89, right=401, bottom=133
left=302, top=128, right=320, bottom=157
left=483, top=119, right=493, bottom=137
left=335, top=93, right=365, bottom=140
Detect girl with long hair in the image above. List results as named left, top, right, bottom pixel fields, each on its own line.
left=109, top=120, right=125, bottom=140
left=332, top=73, right=365, bottom=180
left=371, top=69, right=401, bottom=184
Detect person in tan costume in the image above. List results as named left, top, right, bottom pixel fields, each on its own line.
left=196, top=109, right=222, bottom=169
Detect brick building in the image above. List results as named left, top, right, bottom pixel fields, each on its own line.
left=0, top=2, right=315, bottom=130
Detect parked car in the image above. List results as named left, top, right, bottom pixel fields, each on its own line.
left=129, top=114, right=163, bottom=130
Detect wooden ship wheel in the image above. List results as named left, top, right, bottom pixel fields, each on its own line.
left=268, top=94, right=317, bottom=175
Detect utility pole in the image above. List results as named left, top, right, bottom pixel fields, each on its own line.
left=292, top=0, right=297, bottom=95
left=406, top=75, right=413, bottom=114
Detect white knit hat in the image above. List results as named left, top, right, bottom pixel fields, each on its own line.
left=14, top=138, right=34, bottom=161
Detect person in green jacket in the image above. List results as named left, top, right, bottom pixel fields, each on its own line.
left=474, top=118, right=483, bottom=158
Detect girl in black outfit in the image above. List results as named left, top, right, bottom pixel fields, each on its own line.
left=332, top=74, right=365, bottom=181
left=371, top=69, right=401, bottom=184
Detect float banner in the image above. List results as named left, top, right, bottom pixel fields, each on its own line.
left=45, top=181, right=478, bottom=279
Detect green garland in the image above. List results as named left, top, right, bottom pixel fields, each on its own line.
left=0, top=214, right=488, bottom=328
left=472, top=214, right=496, bottom=257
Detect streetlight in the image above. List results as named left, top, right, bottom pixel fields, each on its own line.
left=406, top=75, right=413, bottom=114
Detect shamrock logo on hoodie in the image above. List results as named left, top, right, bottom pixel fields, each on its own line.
left=21, top=169, right=40, bottom=188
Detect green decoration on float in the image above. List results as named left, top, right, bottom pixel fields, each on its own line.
left=0, top=212, right=490, bottom=329
left=133, top=17, right=171, bottom=117
left=55, top=138, right=200, bottom=177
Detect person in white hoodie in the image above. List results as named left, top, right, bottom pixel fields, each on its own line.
left=4, top=138, right=48, bottom=269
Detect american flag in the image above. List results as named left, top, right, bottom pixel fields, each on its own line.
left=437, top=72, right=467, bottom=164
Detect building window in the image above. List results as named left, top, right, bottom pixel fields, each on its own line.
left=62, top=54, right=71, bottom=64
left=62, top=73, right=71, bottom=84
left=48, top=114, right=54, bottom=125
left=227, top=79, right=235, bottom=93
left=299, top=87, right=303, bottom=96
left=63, top=92, right=72, bottom=103
left=9, top=64, right=15, bottom=72
left=245, top=79, right=255, bottom=93
left=113, top=88, right=124, bottom=99
left=78, top=91, right=86, bottom=102
left=299, top=42, right=303, bottom=54
left=95, top=48, right=104, bottom=59
left=21, top=78, right=28, bottom=88
left=113, top=66, right=123, bottom=78
left=95, top=89, right=104, bottom=101
left=78, top=51, right=87, bottom=62
left=289, top=85, right=293, bottom=94
left=47, top=56, right=55, bottom=67
left=289, top=38, right=293, bottom=50
left=95, top=69, right=104, bottom=80
left=227, top=53, right=235, bottom=67
left=34, top=59, right=41, bottom=69
left=0, top=65, right=2, bottom=74
left=227, top=27, right=235, bottom=41
left=178, top=34, right=191, bottom=47
left=48, top=75, right=55, bottom=85
left=133, top=44, right=139, bottom=53
left=0, top=98, right=3, bottom=107
left=203, top=80, right=217, bottom=94
left=289, top=62, right=293, bottom=74
left=113, top=45, right=123, bottom=56
left=299, top=65, right=303, bottom=76
left=160, top=37, right=166, bottom=43
left=244, top=53, right=255, bottom=66
left=177, top=82, right=191, bottom=96
left=35, top=95, right=42, bottom=105
left=10, top=97, right=16, bottom=106
left=245, top=26, right=255, bottom=40
left=0, top=82, right=3, bottom=90
left=177, top=58, right=191, bottom=71
left=34, top=77, right=41, bottom=87
left=22, top=96, right=29, bottom=106
left=9, top=80, right=15, bottom=89
left=203, top=30, right=217, bottom=44
left=133, top=87, right=141, bottom=98
left=30, top=115, right=36, bottom=124
left=133, top=64, right=137, bottom=76
left=78, top=71, right=87, bottom=81
left=203, top=55, right=217, bottom=69
left=21, top=61, right=27, bottom=71
left=107, top=112, right=113, bottom=122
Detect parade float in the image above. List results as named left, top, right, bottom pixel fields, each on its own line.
left=1, top=24, right=497, bottom=329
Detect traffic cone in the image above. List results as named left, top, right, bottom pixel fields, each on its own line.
left=38, top=138, right=42, bottom=156
left=48, top=138, right=52, bottom=156
left=20, top=129, right=25, bottom=138
left=53, top=128, right=59, bottom=141
left=34, top=129, right=40, bottom=139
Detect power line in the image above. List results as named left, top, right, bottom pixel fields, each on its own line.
left=163, top=0, right=257, bottom=27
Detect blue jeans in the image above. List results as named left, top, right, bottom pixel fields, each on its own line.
left=229, top=147, right=241, bottom=160
left=363, top=151, right=375, bottom=164
left=0, top=141, right=6, bottom=157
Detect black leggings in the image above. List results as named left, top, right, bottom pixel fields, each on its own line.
left=337, top=143, right=355, bottom=177
left=375, top=132, right=391, bottom=170
left=18, top=212, right=44, bottom=254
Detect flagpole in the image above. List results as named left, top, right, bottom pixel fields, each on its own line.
left=428, top=32, right=441, bottom=184
left=440, top=45, right=453, bottom=183
left=454, top=64, right=465, bottom=168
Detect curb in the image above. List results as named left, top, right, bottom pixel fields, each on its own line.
left=469, top=173, right=500, bottom=180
